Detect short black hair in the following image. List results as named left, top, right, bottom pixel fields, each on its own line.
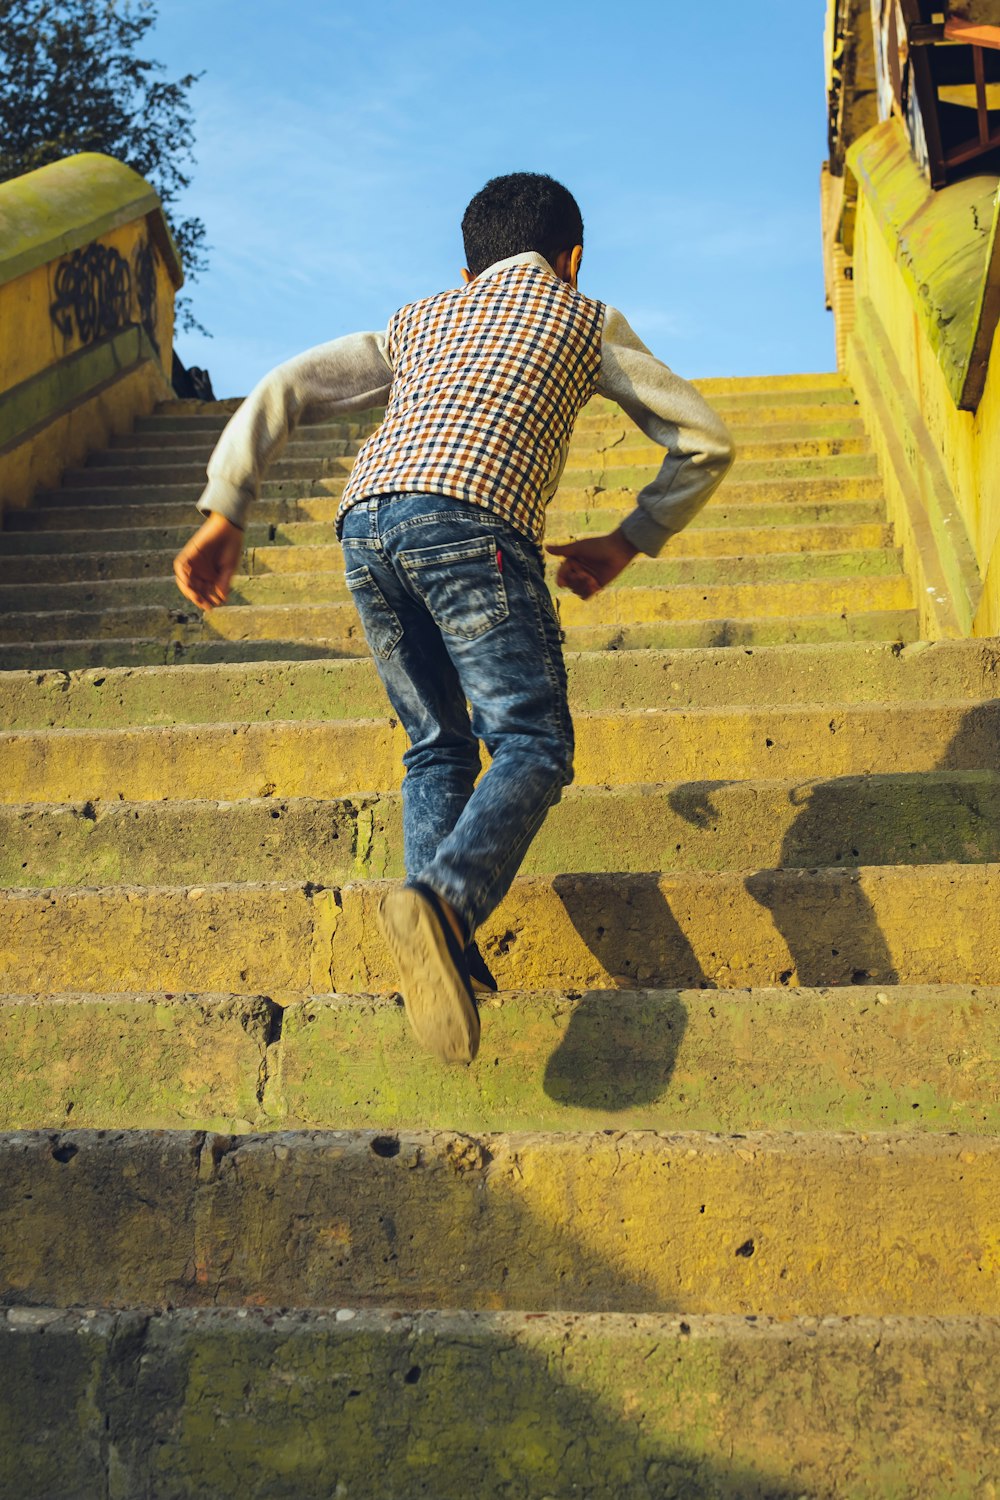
left=461, top=173, right=584, bottom=279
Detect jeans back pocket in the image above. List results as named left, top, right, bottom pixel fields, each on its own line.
left=344, top=562, right=404, bottom=660
left=400, top=535, right=509, bottom=641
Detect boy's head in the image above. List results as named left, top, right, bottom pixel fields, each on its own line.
left=461, top=173, right=584, bottom=285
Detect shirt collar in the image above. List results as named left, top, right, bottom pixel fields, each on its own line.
left=470, top=250, right=558, bottom=283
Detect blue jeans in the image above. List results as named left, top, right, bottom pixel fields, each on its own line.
left=340, top=493, right=574, bottom=939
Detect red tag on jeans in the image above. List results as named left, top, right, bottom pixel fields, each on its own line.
left=496, top=548, right=503, bottom=572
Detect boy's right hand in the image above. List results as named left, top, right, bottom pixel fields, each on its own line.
left=173, top=512, right=245, bottom=610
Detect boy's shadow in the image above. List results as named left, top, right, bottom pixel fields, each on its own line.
left=546, top=871, right=709, bottom=1109
left=543, top=989, right=688, bottom=1111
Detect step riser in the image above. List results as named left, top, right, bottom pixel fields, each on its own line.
left=4, top=700, right=994, bottom=804
left=6, top=774, right=1000, bottom=887
left=3, top=868, right=999, bottom=996
left=0, top=523, right=897, bottom=582
left=0, top=609, right=919, bottom=671
left=2, top=1129, right=997, bottom=1315
left=2, top=987, right=996, bottom=1137
left=4, top=1309, right=994, bottom=1500
left=4, top=641, right=995, bottom=731
left=0, top=577, right=915, bottom=644
left=0, top=549, right=905, bottom=611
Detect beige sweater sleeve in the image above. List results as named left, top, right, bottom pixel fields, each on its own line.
left=595, top=306, right=735, bottom=555
left=196, top=331, right=393, bottom=528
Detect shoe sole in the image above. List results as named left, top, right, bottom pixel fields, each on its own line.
left=377, top=887, right=481, bottom=1064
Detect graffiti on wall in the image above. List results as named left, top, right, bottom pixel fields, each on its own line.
left=50, top=236, right=160, bottom=354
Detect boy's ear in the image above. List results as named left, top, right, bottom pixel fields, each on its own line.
left=553, top=245, right=584, bottom=288
left=460, top=267, right=473, bottom=285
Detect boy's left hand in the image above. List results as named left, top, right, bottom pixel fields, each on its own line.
left=545, top=527, right=639, bottom=600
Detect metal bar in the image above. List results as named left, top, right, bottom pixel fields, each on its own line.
left=974, top=46, right=989, bottom=144
left=944, top=125, right=1000, bottom=167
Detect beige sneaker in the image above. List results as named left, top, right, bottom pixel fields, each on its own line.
left=377, top=882, right=481, bottom=1063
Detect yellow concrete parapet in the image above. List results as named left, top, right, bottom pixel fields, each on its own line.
left=844, top=118, right=1000, bottom=638
left=0, top=154, right=183, bottom=516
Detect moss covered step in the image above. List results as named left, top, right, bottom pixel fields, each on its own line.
left=2, top=1307, right=995, bottom=1500
left=6, top=771, right=1000, bottom=888
left=2, top=985, right=997, bottom=1137
left=4, top=640, right=993, bottom=732
left=0, top=550, right=907, bottom=615
left=0, top=522, right=899, bottom=584
left=3, top=865, right=999, bottom=996
left=0, top=608, right=919, bottom=671
left=1, top=1126, right=998, bottom=1316
left=6, top=698, right=995, bottom=804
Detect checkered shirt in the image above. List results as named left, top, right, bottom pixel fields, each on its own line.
left=336, top=263, right=605, bottom=544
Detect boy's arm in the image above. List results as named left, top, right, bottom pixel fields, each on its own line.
left=546, top=306, right=735, bottom=598
left=197, top=331, right=393, bottom=529
left=595, top=305, right=735, bottom=555
left=174, top=332, right=392, bottom=610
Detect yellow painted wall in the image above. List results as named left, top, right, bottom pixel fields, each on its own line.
left=845, top=158, right=1000, bottom=638
left=0, top=154, right=182, bottom=515
left=0, top=218, right=176, bottom=396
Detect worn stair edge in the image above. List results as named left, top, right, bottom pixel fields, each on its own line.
left=3, top=866, right=1000, bottom=996
left=0, top=985, right=997, bottom=1138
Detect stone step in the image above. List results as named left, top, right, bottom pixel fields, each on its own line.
left=6, top=771, right=998, bottom=888
left=6, top=697, right=992, bottom=804
left=119, top=412, right=867, bottom=453
left=693, top=371, right=852, bottom=393
left=1, top=485, right=887, bottom=535
left=2, top=984, right=996, bottom=1136
left=52, top=451, right=878, bottom=493
left=92, top=430, right=871, bottom=470
left=0, top=575, right=916, bottom=647
left=3, top=1307, right=995, bottom=1500
left=0, top=576, right=915, bottom=647
left=93, top=436, right=358, bottom=466
left=2, top=1126, right=998, bottom=1316
left=3, top=865, right=998, bottom=996
left=564, top=436, right=872, bottom=466
left=0, top=521, right=898, bottom=583
left=0, top=548, right=906, bottom=615
left=0, top=608, right=919, bottom=671
left=6, top=640, right=992, bottom=731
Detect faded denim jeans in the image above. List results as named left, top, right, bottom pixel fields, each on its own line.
left=340, top=492, right=574, bottom=940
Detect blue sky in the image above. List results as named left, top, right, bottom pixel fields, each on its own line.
left=153, top=0, right=834, bottom=397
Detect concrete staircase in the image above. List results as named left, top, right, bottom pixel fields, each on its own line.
left=1, top=373, right=998, bottom=1498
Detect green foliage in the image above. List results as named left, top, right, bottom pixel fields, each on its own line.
left=0, top=0, right=208, bottom=333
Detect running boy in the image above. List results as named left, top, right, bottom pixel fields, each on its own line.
left=174, top=172, right=734, bottom=1065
